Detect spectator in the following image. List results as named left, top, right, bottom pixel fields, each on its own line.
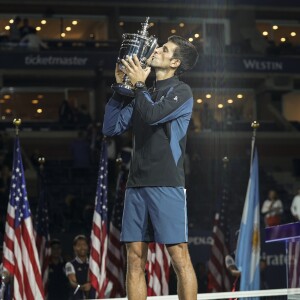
left=70, top=131, right=90, bottom=169
left=200, top=103, right=214, bottom=130
left=225, top=230, right=241, bottom=293
left=290, top=188, right=300, bottom=221
left=87, top=122, right=102, bottom=163
left=19, top=18, right=35, bottom=38
left=65, top=235, right=95, bottom=299
left=9, top=16, right=21, bottom=42
left=62, top=194, right=77, bottom=232
left=20, top=28, right=48, bottom=51
left=224, top=106, right=237, bottom=130
left=48, top=239, right=70, bottom=300
left=261, top=190, right=283, bottom=227
left=260, top=258, right=269, bottom=290
left=76, top=104, right=92, bottom=129
left=59, top=99, right=75, bottom=127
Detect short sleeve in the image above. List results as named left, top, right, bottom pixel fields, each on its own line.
left=65, top=262, right=75, bottom=276
left=225, top=255, right=236, bottom=268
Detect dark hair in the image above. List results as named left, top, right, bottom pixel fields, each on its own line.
left=168, top=35, right=199, bottom=75
left=50, top=239, right=61, bottom=247
left=73, top=234, right=88, bottom=246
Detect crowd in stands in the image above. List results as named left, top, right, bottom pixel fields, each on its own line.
left=260, top=188, right=300, bottom=227
left=0, top=16, right=48, bottom=51
left=198, top=103, right=245, bottom=131
left=1, top=15, right=300, bottom=56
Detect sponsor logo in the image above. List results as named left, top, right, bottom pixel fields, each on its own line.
left=188, top=236, right=214, bottom=245
left=243, top=59, right=283, bottom=71
left=25, top=55, right=89, bottom=66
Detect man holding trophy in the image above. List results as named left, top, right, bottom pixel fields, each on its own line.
left=103, top=18, right=199, bottom=300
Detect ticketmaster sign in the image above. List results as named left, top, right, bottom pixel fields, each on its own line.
left=25, top=55, right=89, bottom=66
left=0, top=51, right=116, bottom=70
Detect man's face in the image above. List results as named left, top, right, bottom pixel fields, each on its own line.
left=269, top=190, right=276, bottom=200
left=149, top=41, right=180, bottom=70
left=51, top=244, right=62, bottom=259
left=73, top=239, right=89, bottom=257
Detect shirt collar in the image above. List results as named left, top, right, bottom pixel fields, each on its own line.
left=75, top=256, right=88, bottom=264
left=152, top=76, right=179, bottom=91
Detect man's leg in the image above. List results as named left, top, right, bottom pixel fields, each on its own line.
left=166, top=243, right=197, bottom=300
left=126, top=242, right=148, bottom=300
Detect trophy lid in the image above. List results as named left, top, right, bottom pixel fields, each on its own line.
left=138, top=17, right=150, bottom=37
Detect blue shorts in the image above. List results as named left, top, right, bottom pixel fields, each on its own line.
left=120, top=187, right=188, bottom=244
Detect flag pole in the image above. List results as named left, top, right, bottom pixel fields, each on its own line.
left=250, top=121, right=260, bottom=168
left=37, top=156, right=45, bottom=206
left=13, top=118, right=21, bottom=136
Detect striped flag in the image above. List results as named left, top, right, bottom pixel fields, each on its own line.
left=235, top=149, right=260, bottom=297
left=146, top=243, right=171, bottom=296
left=3, top=136, right=45, bottom=300
left=106, top=169, right=127, bottom=297
left=207, top=165, right=232, bottom=292
left=34, top=169, right=51, bottom=296
left=89, top=139, right=108, bottom=298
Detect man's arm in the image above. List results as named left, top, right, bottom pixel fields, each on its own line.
left=134, top=83, right=193, bottom=125
left=65, top=262, right=91, bottom=293
left=102, top=62, right=135, bottom=136
left=275, top=200, right=284, bottom=214
left=225, top=255, right=241, bottom=277
left=261, top=200, right=270, bottom=214
left=102, top=93, right=134, bottom=136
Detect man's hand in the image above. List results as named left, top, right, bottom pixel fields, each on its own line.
left=121, top=54, right=151, bottom=86
left=81, top=282, right=91, bottom=292
left=115, top=63, right=125, bottom=84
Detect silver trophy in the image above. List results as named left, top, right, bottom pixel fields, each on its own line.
left=111, top=17, right=157, bottom=97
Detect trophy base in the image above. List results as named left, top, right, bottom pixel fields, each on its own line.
left=111, top=83, right=135, bottom=97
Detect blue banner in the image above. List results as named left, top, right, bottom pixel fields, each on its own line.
left=1, top=51, right=300, bottom=74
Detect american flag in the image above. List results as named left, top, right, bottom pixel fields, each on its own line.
left=106, top=169, right=127, bottom=297
left=146, top=243, right=171, bottom=296
left=3, top=136, right=45, bottom=300
left=207, top=171, right=232, bottom=292
left=34, top=168, right=51, bottom=296
left=89, top=139, right=108, bottom=298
